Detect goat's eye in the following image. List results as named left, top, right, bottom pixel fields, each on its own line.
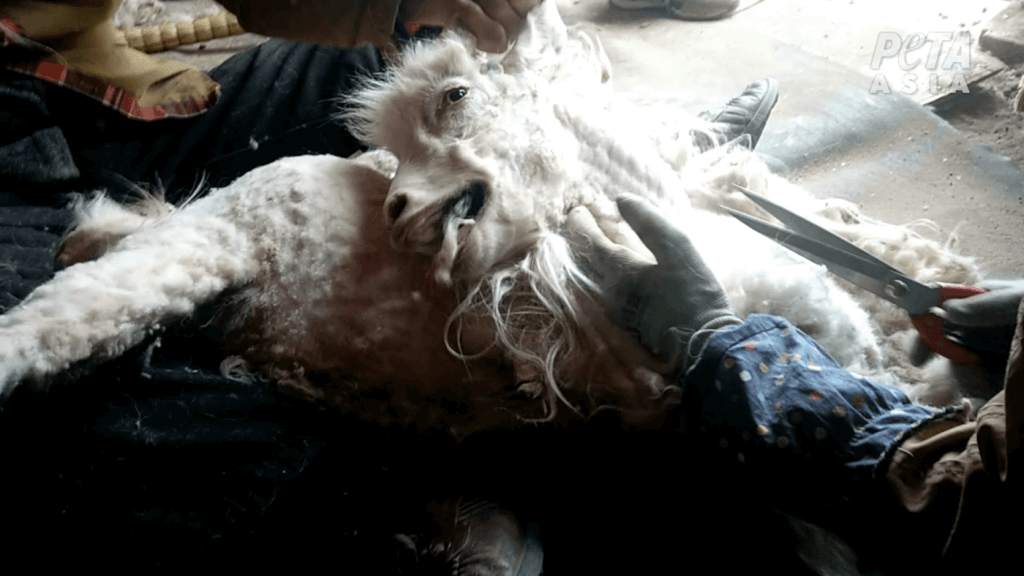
left=446, top=87, right=468, bottom=103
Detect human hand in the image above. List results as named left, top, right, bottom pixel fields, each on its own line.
left=909, top=279, right=1024, bottom=365
left=400, top=0, right=538, bottom=53
left=564, top=195, right=741, bottom=372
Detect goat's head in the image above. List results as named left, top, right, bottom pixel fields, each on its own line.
left=346, top=29, right=582, bottom=286
left=336, top=4, right=676, bottom=429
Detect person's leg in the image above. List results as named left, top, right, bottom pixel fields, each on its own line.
left=49, top=39, right=385, bottom=203
left=0, top=39, right=384, bottom=310
left=166, top=39, right=386, bottom=192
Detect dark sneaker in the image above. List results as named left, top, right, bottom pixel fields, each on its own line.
left=695, top=78, right=779, bottom=152
left=667, top=0, right=740, bottom=20
left=610, top=0, right=667, bottom=9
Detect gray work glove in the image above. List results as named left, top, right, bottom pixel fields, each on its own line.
left=909, top=279, right=1024, bottom=366
left=565, top=195, right=742, bottom=373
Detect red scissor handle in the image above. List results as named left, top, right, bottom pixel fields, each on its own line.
left=910, top=284, right=987, bottom=364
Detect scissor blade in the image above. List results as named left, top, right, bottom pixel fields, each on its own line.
left=732, top=185, right=892, bottom=270
left=725, top=208, right=940, bottom=313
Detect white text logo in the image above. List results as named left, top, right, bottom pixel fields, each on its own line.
left=868, top=32, right=970, bottom=95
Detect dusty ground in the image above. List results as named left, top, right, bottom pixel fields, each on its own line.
left=937, top=62, right=1024, bottom=167
left=550, top=0, right=1024, bottom=278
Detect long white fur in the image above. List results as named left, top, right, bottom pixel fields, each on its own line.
left=0, top=1, right=984, bottom=418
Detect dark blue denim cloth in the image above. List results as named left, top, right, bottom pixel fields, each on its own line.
left=677, top=314, right=963, bottom=530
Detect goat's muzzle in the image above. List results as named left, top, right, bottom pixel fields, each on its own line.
left=385, top=181, right=489, bottom=255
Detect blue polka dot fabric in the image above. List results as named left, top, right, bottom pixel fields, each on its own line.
left=680, top=315, right=960, bottom=487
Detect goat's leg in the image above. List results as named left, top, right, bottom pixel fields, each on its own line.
left=0, top=204, right=258, bottom=398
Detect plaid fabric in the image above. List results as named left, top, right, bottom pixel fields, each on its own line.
left=0, top=17, right=218, bottom=121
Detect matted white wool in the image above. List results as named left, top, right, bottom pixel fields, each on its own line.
left=0, top=189, right=257, bottom=391
left=68, top=192, right=167, bottom=233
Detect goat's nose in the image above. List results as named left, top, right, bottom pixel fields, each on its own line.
left=385, top=193, right=408, bottom=227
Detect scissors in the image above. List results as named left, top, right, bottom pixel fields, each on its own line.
left=724, top=185, right=986, bottom=364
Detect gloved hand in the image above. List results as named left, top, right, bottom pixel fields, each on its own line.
left=909, top=279, right=1024, bottom=366
left=564, top=195, right=741, bottom=373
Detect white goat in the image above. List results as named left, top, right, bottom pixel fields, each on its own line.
left=0, top=1, right=982, bottom=436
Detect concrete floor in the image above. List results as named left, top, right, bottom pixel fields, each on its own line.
left=557, top=0, right=1024, bottom=277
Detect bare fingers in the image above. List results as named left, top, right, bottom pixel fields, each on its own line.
left=472, top=0, right=537, bottom=51
left=404, top=0, right=540, bottom=53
